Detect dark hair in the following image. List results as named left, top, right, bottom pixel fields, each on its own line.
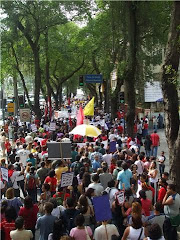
left=29, top=153, right=34, bottom=159
left=75, top=214, right=85, bottom=227
left=139, top=190, right=146, bottom=200
left=159, top=178, right=167, bottom=187
left=49, top=170, right=56, bottom=178
left=154, top=202, right=163, bottom=212
left=66, top=198, right=75, bottom=208
left=108, top=179, right=115, bottom=188
left=49, top=198, right=58, bottom=209
left=1, top=200, right=8, bottom=214
left=44, top=202, right=54, bottom=214
left=75, top=155, right=81, bottom=162
left=15, top=216, right=24, bottom=229
left=117, top=160, right=122, bottom=168
left=168, top=183, right=176, bottom=192
left=57, top=185, right=64, bottom=192
left=5, top=206, right=17, bottom=222
left=23, top=143, right=27, bottom=149
left=122, top=162, right=128, bottom=171
left=140, top=173, right=148, bottom=181
left=52, top=219, right=64, bottom=240
left=41, top=161, right=46, bottom=167
left=30, top=166, right=35, bottom=174
left=24, top=196, right=33, bottom=209
left=85, top=188, right=94, bottom=198
left=82, top=173, right=91, bottom=188
left=139, top=154, right=144, bottom=161
left=163, top=172, right=169, bottom=177
left=79, top=167, right=85, bottom=179
left=102, top=166, right=108, bottom=173
left=131, top=215, right=142, bottom=229
left=78, top=195, right=88, bottom=214
left=92, top=174, right=99, bottom=182
left=148, top=223, right=162, bottom=239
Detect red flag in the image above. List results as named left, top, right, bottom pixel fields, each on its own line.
left=76, top=106, right=84, bottom=125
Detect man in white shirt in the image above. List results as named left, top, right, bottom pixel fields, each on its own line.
left=10, top=164, right=24, bottom=197
left=108, top=129, right=116, bottom=142
left=135, top=155, right=144, bottom=176
left=99, top=167, right=112, bottom=189
left=88, top=174, right=104, bottom=196
left=94, top=221, right=119, bottom=240
left=102, top=150, right=112, bottom=167
left=17, top=144, right=30, bottom=167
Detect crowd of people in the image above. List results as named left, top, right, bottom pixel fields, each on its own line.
left=0, top=112, right=179, bottom=240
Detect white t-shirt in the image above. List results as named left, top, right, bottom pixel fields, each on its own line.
left=17, top=149, right=30, bottom=167
left=88, top=183, right=104, bottom=196
left=94, top=224, right=119, bottom=240
left=10, top=229, right=33, bottom=240
left=51, top=205, right=65, bottom=218
left=0, top=180, right=5, bottom=189
left=135, top=160, right=144, bottom=176
left=102, top=154, right=112, bottom=167
left=10, top=171, right=21, bottom=189
left=127, top=226, right=145, bottom=240
left=109, top=134, right=116, bottom=142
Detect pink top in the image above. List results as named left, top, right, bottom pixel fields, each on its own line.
left=70, top=226, right=92, bottom=240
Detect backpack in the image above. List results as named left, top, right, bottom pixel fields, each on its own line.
left=63, top=210, right=79, bottom=233
left=27, top=174, right=36, bottom=190
left=54, top=193, right=65, bottom=206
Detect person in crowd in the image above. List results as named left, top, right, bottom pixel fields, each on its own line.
left=139, top=190, right=153, bottom=217
left=36, top=202, right=56, bottom=240
left=55, top=160, right=68, bottom=184
left=157, top=178, right=167, bottom=203
left=70, top=214, right=93, bottom=240
left=16, top=144, right=30, bottom=167
left=25, top=166, right=39, bottom=203
left=92, top=155, right=101, bottom=172
left=37, top=161, right=49, bottom=192
left=44, top=170, right=57, bottom=197
left=162, top=184, right=180, bottom=240
left=3, top=187, right=23, bottom=215
left=148, top=161, right=158, bottom=203
left=145, top=223, right=165, bottom=240
left=150, top=131, right=160, bottom=158
left=48, top=219, right=66, bottom=240
left=88, top=174, right=104, bottom=196
left=19, top=196, right=39, bottom=240
left=117, top=162, right=132, bottom=190
left=10, top=216, right=33, bottom=240
left=112, top=160, right=122, bottom=180
left=49, top=198, right=65, bottom=219
left=146, top=202, right=165, bottom=233
left=158, top=151, right=166, bottom=176
left=94, top=220, right=119, bottom=240
left=27, top=153, right=36, bottom=167
left=9, top=163, right=24, bottom=197
left=102, top=149, right=112, bottom=167
left=144, top=135, right=152, bottom=158
left=90, top=147, right=103, bottom=163
left=99, top=166, right=112, bottom=189
left=122, top=215, right=147, bottom=240
left=135, top=154, right=144, bottom=177
left=61, top=197, right=80, bottom=234
left=0, top=206, right=16, bottom=240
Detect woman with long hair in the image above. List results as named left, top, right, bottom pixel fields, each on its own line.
left=18, top=196, right=39, bottom=240
left=148, top=161, right=158, bottom=203
left=3, top=187, right=23, bottom=215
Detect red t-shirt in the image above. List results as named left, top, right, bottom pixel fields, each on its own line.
left=53, top=192, right=70, bottom=201
left=144, top=123, right=148, bottom=130
left=150, top=133, right=160, bottom=146
left=41, top=139, right=47, bottom=147
left=141, top=198, right=152, bottom=216
left=5, top=142, right=11, bottom=151
left=110, top=163, right=116, bottom=174
left=0, top=220, right=15, bottom=240
left=101, top=136, right=108, bottom=141
left=18, top=205, right=39, bottom=229
left=44, top=176, right=57, bottom=192
left=118, top=125, right=124, bottom=134
left=158, top=187, right=166, bottom=202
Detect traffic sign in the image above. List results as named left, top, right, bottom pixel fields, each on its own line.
left=7, top=103, right=14, bottom=113
left=20, top=108, right=30, bottom=122
left=85, top=74, right=103, bottom=84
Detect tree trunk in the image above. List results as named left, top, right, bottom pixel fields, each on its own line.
left=161, top=2, right=180, bottom=191
left=124, top=2, right=137, bottom=137
left=13, top=73, right=18, bottom=116
left=33, top=47, right=42, bottom=119
left=58, top=83, right=62, bottom=108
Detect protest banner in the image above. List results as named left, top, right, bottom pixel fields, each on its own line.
left=1, top=167, right=8, bottom=182
left=76, top=140, right=108, bottom=149
left=92, top=195, right=112, bottom=222
left=116, top=191, right=125, bottom=205
left=31, top=124, right=37, bottom=132
left=109, top=141, right=116, bottom=153
left=47, top=142, right=71, bottom=159
left=61, top=172, right=74, bottom=187
left=49, top=122, right=56, bottom=131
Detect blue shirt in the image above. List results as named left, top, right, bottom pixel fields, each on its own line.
left=36, top=214, right=56, bottom=240
left=117, top=169, right=132, bottom=190
left=27, top=158, right=36, bottom=166
left=92, top=160, right=101, bottom=171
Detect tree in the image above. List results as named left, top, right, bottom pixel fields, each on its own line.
left=161, top=2, right=180, bottom=191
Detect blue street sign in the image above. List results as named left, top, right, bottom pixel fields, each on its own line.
left=85, top=74, right=103, bottom=83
